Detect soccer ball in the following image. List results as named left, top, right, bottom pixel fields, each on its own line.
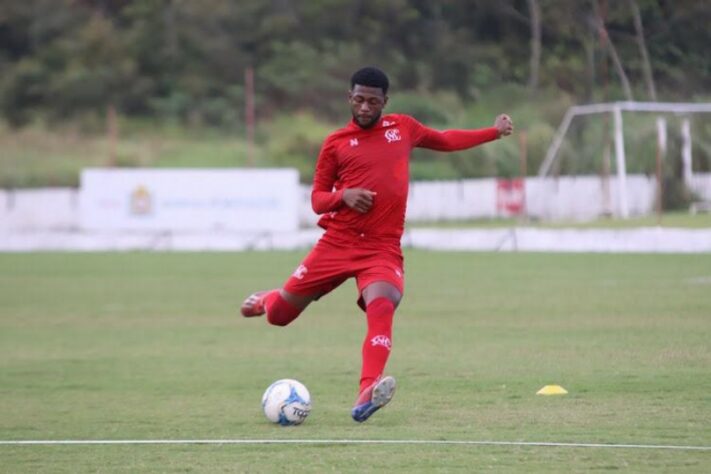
left=261, top=379, right=311, bottom=426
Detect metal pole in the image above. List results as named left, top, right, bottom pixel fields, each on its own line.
left=245, top=67, right=255, bottom=167
left=681, top=118, right=692, bottom=188
left=519, top=130, right=528, bottom=222
left=655, top=117, right=667, bottom=224
left=613, top=105, right=629, bottom=218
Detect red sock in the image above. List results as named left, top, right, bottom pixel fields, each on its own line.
left=359, top=297, right=395, bottom=393
left=264, top=291, right=302, bottom=327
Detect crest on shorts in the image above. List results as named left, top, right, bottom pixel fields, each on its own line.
left=292, top=264, right=308, bottom=280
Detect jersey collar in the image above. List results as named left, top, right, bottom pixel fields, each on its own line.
left=347, top=115, right=397, bottom=130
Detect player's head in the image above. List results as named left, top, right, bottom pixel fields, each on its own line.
left=349, top=67, right=389, bottom=129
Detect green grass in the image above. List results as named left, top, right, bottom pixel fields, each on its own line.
left=1, top=252, right=710, bottom=472
left=0, top=122, right=257, bottom=187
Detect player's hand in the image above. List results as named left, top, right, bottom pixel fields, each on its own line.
left=343, top=188, right=377, bottom=213
left=495, top=114, right=514, bottom=137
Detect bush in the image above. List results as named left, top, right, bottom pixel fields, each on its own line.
left=387, top=91, right=462, bottom=126
left=661, top=177, right=696, bottom=211
left=261, top=113, right=333, bottom=182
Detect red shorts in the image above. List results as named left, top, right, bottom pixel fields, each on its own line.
left=283, top=237, right=404, bottom=310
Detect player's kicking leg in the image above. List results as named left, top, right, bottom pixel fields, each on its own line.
left=240, top=290, right=271, bottom=317
left=240, top=289, right=317, bottom=326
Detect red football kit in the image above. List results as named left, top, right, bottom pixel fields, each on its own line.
left=283, top=113, right=500, bottom=306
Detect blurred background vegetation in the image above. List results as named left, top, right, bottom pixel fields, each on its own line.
left=0, top=0, right=709, bottom=188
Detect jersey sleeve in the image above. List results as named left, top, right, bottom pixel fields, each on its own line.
left=405, top=115, right=500, bottom=151
left=310, top=136, right=345, bottom=215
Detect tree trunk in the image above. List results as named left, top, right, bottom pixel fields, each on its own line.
left=583, top=28, right=595, bottom=102
left=628, top=0, right=657, bottom=101
left=107, top=103, right=118, bottom=167
left=527, top=0, right=542, bottom=92
left=592, top=4, right=634, bottom=101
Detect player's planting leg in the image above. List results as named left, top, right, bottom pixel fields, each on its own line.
left=352, top=296, right=396, bottom=422
left=351, top=375, right=396, bottom=423
left=359, top=297, right=395, bottom=390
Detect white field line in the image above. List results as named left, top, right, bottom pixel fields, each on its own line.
left=0, top=439, right=709, bottom=451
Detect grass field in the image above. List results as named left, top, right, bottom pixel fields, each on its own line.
left=1, top=251, right=710, bottom=472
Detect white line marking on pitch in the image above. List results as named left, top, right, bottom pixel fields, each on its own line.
left=0, top=439, right=709, bottom=451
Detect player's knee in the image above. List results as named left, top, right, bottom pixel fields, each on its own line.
left=267, top=315, right=290, bottom=326
left=266, top=293, right=302, bottom=327
left=363, top=282, right=402, bottom=309
left=367, top=297, right=395, bottom=315
left=267, top=311, right=295, bottom=326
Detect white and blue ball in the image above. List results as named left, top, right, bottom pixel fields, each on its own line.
left=261, top=379, right=311, bottom=426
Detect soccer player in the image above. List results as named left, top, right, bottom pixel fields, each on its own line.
left=241, top=66, right=513, bottom=422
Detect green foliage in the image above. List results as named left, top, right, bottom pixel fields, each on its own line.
left=1, top=0, right=710, bottom=184
left=661, top=177, right=695, bottom=211
left=260, top=112, right=334, bottom=182
left=3, top=86, right=709, bottom=187
left=0, top=119, right=257, bottom=187
left=409, top=158, right=461, bottom=181
left=523, top=122, right=557, bottom=174
left=387, top=91, right=460, bottom=126
left=1, top=0, right=710, bottom=127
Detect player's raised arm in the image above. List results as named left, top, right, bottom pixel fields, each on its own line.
left=495, top=114, right=514, bottom=137
left=408, top=114, right=514, bottom=151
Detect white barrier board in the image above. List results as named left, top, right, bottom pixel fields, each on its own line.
left=80, top=169, right=299, bottom=232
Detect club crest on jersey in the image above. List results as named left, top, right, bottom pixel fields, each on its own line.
left=350, top=138, right=359, bottom=147
left=384, top=128, right=401, bottom=143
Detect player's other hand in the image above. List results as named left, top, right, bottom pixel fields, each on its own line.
left=343, top=188, right=377, bottom=213
left=495, top=114, right=514, bottom=137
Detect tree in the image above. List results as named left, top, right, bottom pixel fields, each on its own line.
left=527, top=0, right=542, bottom=92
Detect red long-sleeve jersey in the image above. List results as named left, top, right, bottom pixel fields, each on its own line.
left=311, top=113, right=499, bottom=243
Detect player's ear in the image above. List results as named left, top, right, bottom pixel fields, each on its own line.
left=347, top=90, right=353, bottom=101
left=383, top=95, right=388, bottom=107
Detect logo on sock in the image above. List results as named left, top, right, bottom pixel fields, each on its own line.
left=370, top=335, right=392, bottom=351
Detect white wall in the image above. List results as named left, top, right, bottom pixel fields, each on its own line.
left=406, top=179, right=499, bottom=221
left=398, top=174, right=658, bottom=223
left=526, top=175, right=656, bottom=221
left=79, top=168, right=300, bottom=232
left=0, top=189, right=79, bottom=231
left=2, top=173, right=710, bottom=232
left=301, top=175, right=660, bottom=225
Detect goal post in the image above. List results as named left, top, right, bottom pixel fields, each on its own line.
left=538, top=101, right=711, bottom=218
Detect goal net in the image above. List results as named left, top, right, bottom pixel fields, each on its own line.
left=536, top=101, right=711, bottom=219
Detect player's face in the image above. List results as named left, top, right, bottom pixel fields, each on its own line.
left=349, top=85, right=387, bottom=128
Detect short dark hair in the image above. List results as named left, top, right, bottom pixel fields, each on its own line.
left=350, top=67, right=389, bottom=94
